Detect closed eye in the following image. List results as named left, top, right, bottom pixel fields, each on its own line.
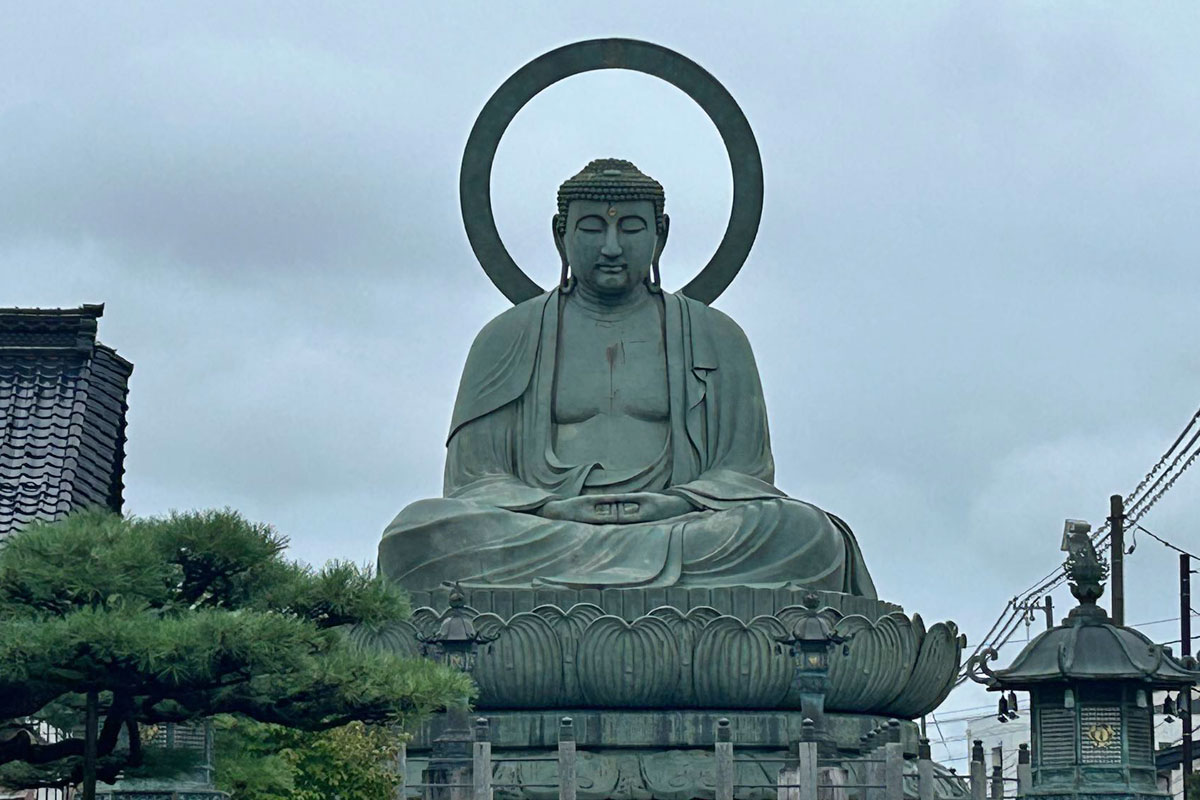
left=576, top=216, right=605, bottom=233
left=619, top=217, right=647, bottom=233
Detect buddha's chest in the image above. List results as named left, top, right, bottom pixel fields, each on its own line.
left=552, top=303, right=669, bottom=424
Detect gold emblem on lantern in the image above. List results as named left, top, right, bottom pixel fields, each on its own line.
left=1085, top=723, right=1117, bottom=748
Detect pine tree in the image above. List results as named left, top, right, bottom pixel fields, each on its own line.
left=0, top=509, right=471, bottom=792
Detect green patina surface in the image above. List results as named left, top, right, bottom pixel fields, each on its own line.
left=379, top=159, right=874, bottom=596
left=351, top=595, right=962, bottom=718
left=369, top=37, right=976, bottom=800
left=969, top=526, right=1198, bottom=800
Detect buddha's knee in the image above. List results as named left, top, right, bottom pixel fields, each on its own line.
left=384, top=497, right=481, bottom=533
left=711, top=497, right=828, bottom=530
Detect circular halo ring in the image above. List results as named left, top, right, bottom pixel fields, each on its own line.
left=460, top=38, right=763, bottom=305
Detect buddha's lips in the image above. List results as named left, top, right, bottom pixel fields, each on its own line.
left=596, top=263, right=627, bottom=272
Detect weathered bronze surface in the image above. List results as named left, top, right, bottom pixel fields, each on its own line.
left=380, top=155, right=874, bottom=593
left=372, top=51, right=965, bottom=794
left=351, top=597, right=962, bottom=718
left=968, top=526, right=1198, bottom=800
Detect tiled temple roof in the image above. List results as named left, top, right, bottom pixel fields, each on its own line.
left=0, top=304, right=133, bottom=535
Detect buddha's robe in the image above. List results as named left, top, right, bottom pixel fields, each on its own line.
left=379, top=289, right=875, bottom=596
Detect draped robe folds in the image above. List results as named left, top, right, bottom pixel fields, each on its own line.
left=379, top=289, right=876, bottom=597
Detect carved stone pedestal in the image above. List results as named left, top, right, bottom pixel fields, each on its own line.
left=354, top=586, right=963, bottom=720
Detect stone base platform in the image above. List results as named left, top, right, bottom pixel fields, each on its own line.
left=405, top=710, right=969, bottom=800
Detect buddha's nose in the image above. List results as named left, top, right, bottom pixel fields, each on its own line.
left=601, top=224, right=622, bottom=258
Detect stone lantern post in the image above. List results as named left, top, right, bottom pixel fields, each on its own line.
left=968, top=523, right=1197, bottom=800
left=418, top=584, right=493, bottom=800
left=779, top=592, right=852, bottom=752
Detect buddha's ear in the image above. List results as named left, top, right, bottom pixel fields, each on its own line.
left=650, top=213, right=669, bottom=292
left=552, top=215, right=570, bottom=290
left=654, top=213, right=670, bottom=260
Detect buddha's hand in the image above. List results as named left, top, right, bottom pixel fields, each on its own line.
left=539, top=492, right=696, bottom=524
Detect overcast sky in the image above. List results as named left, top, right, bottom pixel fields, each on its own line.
left=4, top=2, right=1198, bottom=759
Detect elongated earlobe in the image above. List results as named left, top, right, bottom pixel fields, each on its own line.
left=648, top=213, right=670, bottom=293
left=552, top=215, right=573, bottom=293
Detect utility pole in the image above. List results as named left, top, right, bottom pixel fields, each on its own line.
left=1016, top=596, right=1054, bottom=631
left=1109, top=495, right=1125, bottom=626
left=1182, top=554, right=1192, bottom=798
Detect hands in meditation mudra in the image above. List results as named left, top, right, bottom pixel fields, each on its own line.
left=379, top=160, right=875, bottom=596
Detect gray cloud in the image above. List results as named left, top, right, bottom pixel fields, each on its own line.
left=3, top=2, right=1199, bottom=735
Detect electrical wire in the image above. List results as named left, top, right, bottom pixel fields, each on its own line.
left=1126, top=424, right=1200, bottom=523
left=1126, top=406, right=1200, bottom=511
left=1134, top=524, right=1199, bottom=560
left=959, top=403, right=1200, bottom=683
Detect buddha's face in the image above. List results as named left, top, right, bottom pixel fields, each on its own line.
left=562, top=199, right=659, bottom=299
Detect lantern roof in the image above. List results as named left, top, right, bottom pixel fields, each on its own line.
left=969, top=525, right=1198, bottom=690
left=788, top=592, right=841, bottom=644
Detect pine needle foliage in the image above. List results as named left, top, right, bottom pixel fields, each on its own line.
left=0, top=509, right=472, bottom=790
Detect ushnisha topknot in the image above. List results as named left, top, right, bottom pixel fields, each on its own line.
left=556, top=159, right=666, bottom=236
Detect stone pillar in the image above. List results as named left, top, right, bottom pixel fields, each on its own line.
left=396, top=740, right=408, bottom=800
left=917, top=737, right=935, bottom=800
left=558, top=717, right=576, bottom=800
left=473, top=719, right=491, bottom=800
left=425, top=706, right=473, bottom=800
left=884, top=721, right=904, bottom=800
left=989, top=745, right=1003, bottom=800
left=1016, top=743, right=1031, bottom=797
left=715, top=717, right=734, bottom=800
left=970, top=740, right=986, bottom=800
left=865, top=726, right=884, bottom=800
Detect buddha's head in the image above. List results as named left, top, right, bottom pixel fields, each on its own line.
left=553, top=159, right=669, bottom=300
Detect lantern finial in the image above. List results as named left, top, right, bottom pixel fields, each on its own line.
left=1061, top=520, right=1108, bottom=607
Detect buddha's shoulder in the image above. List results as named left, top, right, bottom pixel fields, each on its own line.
left=467, top=291, right=553, bottom=350
left=670, top=292, right=752, bottom=343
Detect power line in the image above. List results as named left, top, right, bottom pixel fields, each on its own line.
left=1126, top=419, right=1200, bottom=524
left=1126, top=614, right=1199, bottom=628
left=1133, top=524, right=1199, bottom=560
left=926, top=705, right=1003, bottom=724
left=1126, top=406, right=1200, bottom=511
left=959, top=402, right=1200, bottom=683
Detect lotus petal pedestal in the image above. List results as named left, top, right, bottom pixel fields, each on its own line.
left=356, top=586, right=966, bottom=799
left=355, top=586, right=964, bottom=719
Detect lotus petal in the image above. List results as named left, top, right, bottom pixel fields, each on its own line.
left=825, top=613, right=916, bottom=712
left=882, top=621, right=963, bottom=718
left=693, top=615, right=791, bottom=708
left=578, top=615, right=680, bottom=707
left=533, top=603, right=605, bottom=705
left=473, top=612, right=563, bottom=708
left=345, top=619, right=421, bottom=659
left=647, top=606, right=721, bottom=706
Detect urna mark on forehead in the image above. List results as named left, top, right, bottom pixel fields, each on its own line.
left=555, top=158, right=666, bottom=235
